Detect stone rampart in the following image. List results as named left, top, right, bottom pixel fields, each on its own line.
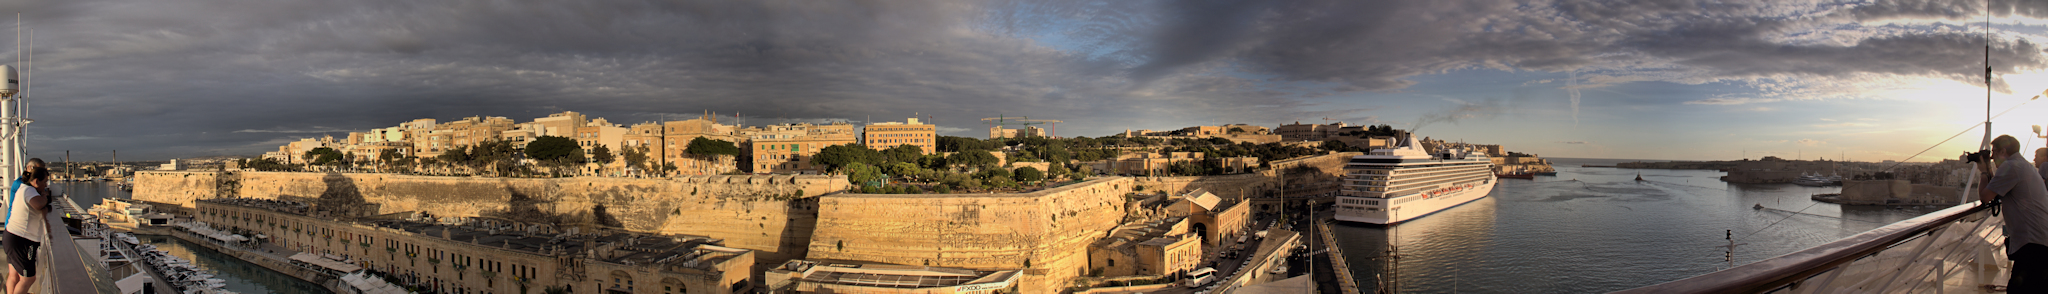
left=133, top=171, right=848, bottom=263
left=1129, top=152, right=1359, bottom=198
left=806, top=177, right=1136, bottom=293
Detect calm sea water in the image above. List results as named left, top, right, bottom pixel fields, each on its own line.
left=57, top=181, right=329, bottom=294
left=1333, top=158, right=1949, bottom=293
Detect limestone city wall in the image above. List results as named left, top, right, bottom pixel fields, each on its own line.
left=1128, top=152, right=1359, bottom=199
left=132, top=171, right=849, bottom=264
left=805, top=177, right=1136, bottom=293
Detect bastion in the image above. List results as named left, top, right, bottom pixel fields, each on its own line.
left=132, top=171, right=849, bottom=264
left=805, top=176, right=1134, bottom=293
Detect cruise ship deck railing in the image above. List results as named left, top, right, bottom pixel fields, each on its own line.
left=35, top=198, right=119, bottom=294
left=1614, top=202, right=2002, bottom=294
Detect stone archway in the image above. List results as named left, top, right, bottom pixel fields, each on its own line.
left=1191, top=223, right=1210, bottom=245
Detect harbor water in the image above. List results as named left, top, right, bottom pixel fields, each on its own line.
left=139, top=235, right=331, bottom=294
left=59, top=180, right=330, bottom=294
left=1333, top=158, right=1948, bottom=293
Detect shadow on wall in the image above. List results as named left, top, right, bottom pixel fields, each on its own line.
left=776, top=197, right=822, bottom=260
left=313, top=172, right=376, bottom=217
left=477, top=183, right=622, bottom=231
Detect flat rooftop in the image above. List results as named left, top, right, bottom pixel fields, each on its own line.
left=775, top=260, right=1021, bottom=289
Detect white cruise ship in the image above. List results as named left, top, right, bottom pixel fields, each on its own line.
left=1334, top=134, right=1496, bottom=224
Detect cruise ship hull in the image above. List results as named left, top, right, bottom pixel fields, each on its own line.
left=1336, top=180, right=1496, bottom=225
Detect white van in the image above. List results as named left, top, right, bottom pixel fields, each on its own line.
left=1184, top=267, right=1218, bottom=288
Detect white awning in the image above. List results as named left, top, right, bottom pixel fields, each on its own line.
left=340, top=272, right=408, bottom=294
left=290, top=252, right=364, bottom=273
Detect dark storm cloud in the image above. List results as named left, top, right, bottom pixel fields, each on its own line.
left=1, top=0, right=2040, bottom=160
left=1114, top=0, right=2048, bottom=92
left=1848, top=0, right=2048, bottom=21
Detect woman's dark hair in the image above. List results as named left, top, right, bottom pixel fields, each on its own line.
left=21, top=158, right=47, bottom=182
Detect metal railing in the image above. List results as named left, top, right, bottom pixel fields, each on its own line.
left=33, top=197, right=120, bottom=294
left=1615, top=202, right=2003, bottom=293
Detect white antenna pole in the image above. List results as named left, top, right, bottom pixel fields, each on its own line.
left=6, top=13, right=17, bottom=183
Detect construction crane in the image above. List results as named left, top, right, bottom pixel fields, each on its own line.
left=981, top=115, right=1064, bottom=138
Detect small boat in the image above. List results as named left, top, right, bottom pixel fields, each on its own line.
left=1496, top=172, right=1535, bottom=179
left=1635, top=173, right=1645, bottom=181
left=1534, top=172, right=1558, bottom=176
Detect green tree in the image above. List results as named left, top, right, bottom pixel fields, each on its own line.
left=246, top=158, right=294, bottom=171
left=622, top=146, right=650, bottom=172
left=947, top=151, right=999, bottom=170
left=1321, top=140, right=1359, bottom=152
left=846, top=162, right=884, bottom=187
left=812, top=144, right=884, bottom=172
left=937, top=136, right=993, bottom=153
left=465, top=139, right=519, bottom=176
left=686, top=137, right=741, bottom=156
left=1049, top=163, right=1071, bottom=177
left=1014, top=166, right=1044, bottom=184
left=437, top=146, right=472, bottom=165
left=884, top=144, right=924, bottom=164
left=524, top=136, right=581, bottom=162
left=1169, top=161, right=1207, bottom=176
left=377, top=149, right=400, bottom=163
left=591, top=144, right=615, bottom=165
left=977, top=168, right=1012, bottom=180
left=303, top=147, right=344, bottom=165
left=888, top=162, right=920, bottom=180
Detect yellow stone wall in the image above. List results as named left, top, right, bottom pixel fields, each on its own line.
left=805, top=177, right=1135, bottom=293
left=134, top=171, right=848, bottom=264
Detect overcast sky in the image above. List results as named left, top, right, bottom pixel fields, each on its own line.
left=3, top=0, right=2047, bottom=161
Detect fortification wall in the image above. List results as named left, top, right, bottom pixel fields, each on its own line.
left=1128, top=152, right=1359, bottom=198
left=132, top=171, right=224, bottom=211
left=806, top=177, right=1136, bottom=293
left=132, top=171, right=848, bottom=263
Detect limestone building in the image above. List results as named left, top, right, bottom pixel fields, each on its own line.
left=1087, top=216, right=1202, bottom=278
left=804, top=177, right=1135, bottom=293
left=576, top=118, right=629, bottom=174
left=863, top=118, right=937, bottom=154
left=987, top=126, right=1046, bottom=139
left=532, top=111, right=588, bottom=138
left=1086, top=152, right=1259, bottom=176
left=1114, top=124, right=1283, bottom=144
left=1275, top=122, right=1353, bottom=141
left=659, top=116, right=745, bottom=176
left=744, top=122, right=857, bottom=174
left=195, top=198, right=757, bottom=294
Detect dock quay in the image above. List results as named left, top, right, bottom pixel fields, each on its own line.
left=1315, top=219, right=1362, bottom=294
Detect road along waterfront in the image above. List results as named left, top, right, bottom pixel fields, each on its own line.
left=1332, top=157, right=1947, bottom=293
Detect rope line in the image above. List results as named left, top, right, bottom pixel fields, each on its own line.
left=1740, top=201, right=1824, bottom=241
